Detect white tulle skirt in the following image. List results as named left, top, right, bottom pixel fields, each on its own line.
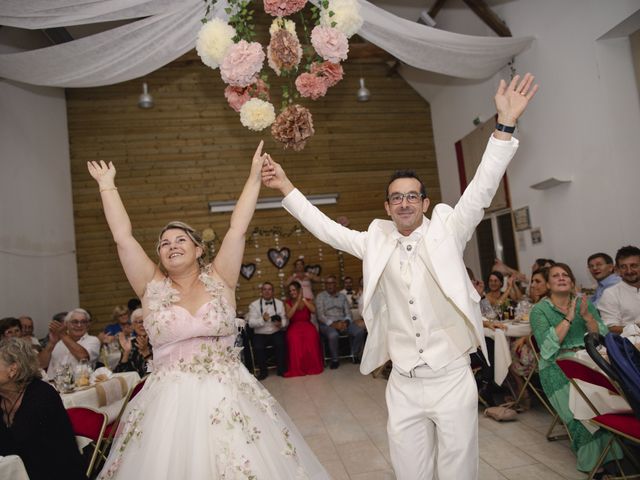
left=98, top=359, right=329, bottom=480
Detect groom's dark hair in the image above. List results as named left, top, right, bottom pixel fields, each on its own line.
left=386, top=170, right=427, bottom=199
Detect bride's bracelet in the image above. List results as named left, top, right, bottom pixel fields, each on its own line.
left=99, top=187, right=118, bottom=193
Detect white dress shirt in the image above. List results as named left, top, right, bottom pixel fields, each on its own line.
left=47, top=333, right=101, bottom=376
left=598, top=281, right=640, bottom=328
left=246, top=297, right=289, bottom=335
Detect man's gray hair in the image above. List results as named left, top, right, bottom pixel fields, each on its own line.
left=64, top=308, right=91, bottom=323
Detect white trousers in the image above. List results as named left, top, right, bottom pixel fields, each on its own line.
left=385, top=356, right=478, bottom=480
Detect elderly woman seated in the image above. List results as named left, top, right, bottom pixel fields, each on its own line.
left=114, top=308, right=152, bottom=377
left=530, top=263, right=622, bottom=476
left=0, top=338, right=87, bottom=480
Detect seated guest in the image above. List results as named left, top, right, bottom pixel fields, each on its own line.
left=507, top=268, right=549, bottom=408
left=587, top=252, right=620, bottom=306
left=39, top=312, right=67, bottom=348
left=0, top=317, right=22, bottom=339
left=485, top=270, right=522, bottom=307
left=340, top=276, right=358, bottom=308
left=598, top=245, right=640, bottom=334
left=127, top=297, right=141, bottom=314
left=0, top=338, right=87, bottom=480
left=18, top=316, right=41, bottom=349
left=246, top=282, right=289, bottom=380
left=315, top=275, right=366, bottom=369
left=530, top=263, right=621, bottom=475
left=102, top=305, right=130, bottom=339
left=467, top=268, right=505, bottom=405
left=531, top=257, right=555, bottom=275
left=114, top=308, right=152, bottom=377
left=284, top=281, right=324, bottom=377
left=39, top=308, right=100, bottom=376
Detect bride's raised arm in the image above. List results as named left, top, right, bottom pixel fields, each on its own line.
left=87, top=160, right=156, bottom=297
left=213, top=141, right=267, bottom=289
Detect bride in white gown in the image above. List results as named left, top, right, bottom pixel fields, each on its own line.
left=88, top=142, right=329, bottom=479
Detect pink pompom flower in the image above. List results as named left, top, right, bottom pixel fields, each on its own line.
left=220, top=40, right=265, bottom=88
left=295, top=73, right=328, bottom=100
left=310, top=25, right=348, bottom=64
left=310, top=61, right=344, bottom=88
left=224, top=79, right=270, bottom=112
left=264, top=0, right=307, bottom=17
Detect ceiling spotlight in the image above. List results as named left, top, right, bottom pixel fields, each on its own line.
left=357, top=77, right=370, bottom=102
left=418, top=10, right=437, bottom=27
left=138, top=82, right=154, bottom=109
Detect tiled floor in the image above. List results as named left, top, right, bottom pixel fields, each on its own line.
left=261, top=363, right=586, bottom=480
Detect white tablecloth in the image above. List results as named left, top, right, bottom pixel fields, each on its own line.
left=567, top=351, right=631, bottom=430
left=0, top=455, right=29, bottom=480
left=483, top=320, right=531, bottom=385
left=61, top=371, right=140, bottom=423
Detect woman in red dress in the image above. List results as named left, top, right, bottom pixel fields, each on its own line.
left=284, top=281, right=324, bottom=377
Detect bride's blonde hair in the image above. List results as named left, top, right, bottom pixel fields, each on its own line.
left=156, top=221, right=206, bottom=270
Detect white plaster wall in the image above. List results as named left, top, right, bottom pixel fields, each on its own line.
left=401, top=0, right=640, bottom=287
left=0, top=30, right=78, bottom=337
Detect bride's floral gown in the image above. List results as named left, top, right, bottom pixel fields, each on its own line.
left=98, top=268, right=329, bottom=480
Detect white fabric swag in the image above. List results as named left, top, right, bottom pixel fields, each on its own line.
left=0, top=0, right=533, bottom=87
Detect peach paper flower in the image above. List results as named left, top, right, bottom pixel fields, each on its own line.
left=310, top=61, right=344, bottom=87
left=295, top=73, right=328, bottom=100
left=264, top=0, right=307, bottom=17
left=310, top=26, right=348, bottom=63
left=224, top=79, right=270, bottom=112
left=220, top=40, right=265, bottom=87
left=268, top=29, right=303, bottom=76
left=271, top=104, right=314, bottom=151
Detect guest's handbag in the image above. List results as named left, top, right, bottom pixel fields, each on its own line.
left=484, top=403, right=518, bottom=422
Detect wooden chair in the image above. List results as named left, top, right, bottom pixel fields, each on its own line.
left=66, top=407, right=108, bottom=478
left=512, top=335, right=569, bottom=441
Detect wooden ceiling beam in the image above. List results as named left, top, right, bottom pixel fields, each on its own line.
left=428, top=0, right=449, bottom=19
left=461, top=0, right=512, bottom=37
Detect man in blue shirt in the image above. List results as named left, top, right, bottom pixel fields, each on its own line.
left=316, top=275, right=365, bottom=369
left=587, top=252, right=621, bottom=306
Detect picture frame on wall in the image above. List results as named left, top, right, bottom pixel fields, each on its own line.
left=513, top=206, right=531, bottom=231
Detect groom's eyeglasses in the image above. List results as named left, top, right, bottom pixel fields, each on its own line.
left=387, top=192, right=425, bottom=205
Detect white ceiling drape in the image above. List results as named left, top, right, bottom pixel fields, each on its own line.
left=0, top=0, right=534, bottom=87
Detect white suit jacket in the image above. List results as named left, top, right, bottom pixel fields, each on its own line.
left=282, top=135, right=519, bottom=374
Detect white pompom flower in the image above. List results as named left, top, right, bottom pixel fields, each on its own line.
left=320, top=0, right=363, bottom=39
left=240, top=98, right=276, bottom=131
left=269, top=18, right=297, bottom=36
left=196, top=18, right=237, bottom=70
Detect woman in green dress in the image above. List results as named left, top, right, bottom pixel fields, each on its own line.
left=530, top=262, right=622, bottom=475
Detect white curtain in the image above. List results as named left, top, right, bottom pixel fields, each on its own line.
left=0, top=0, right=534, bottom=87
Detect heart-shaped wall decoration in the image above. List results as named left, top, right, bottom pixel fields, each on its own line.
left=305, top=264, right=322, bottom=277
left=267, top=248, right=290, bottom=269
left=240, top=263, right=256, bottom=280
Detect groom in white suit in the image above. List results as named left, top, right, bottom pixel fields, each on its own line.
left=262, top=74, right=538, bottom=479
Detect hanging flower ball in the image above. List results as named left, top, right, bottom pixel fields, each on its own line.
left=224, top=79, right=270, bottom=112
left=310, top=61, right=344, bottom=88
left=320, top=0, right=363, bottom=38
left=268, top=29, right=303, bottom=76
left=240, top=98, right=276, bottom=131
left=271, top=104, right=314, bottom=151
left=264, top=0, right=307, bottom=17
left=220, top=40, right=265, bottom=87
left=295, top=72, right=328, bottom=100
left=311, top=26, right=349, bottom=63
left=195, top=19, right=237, bottom=69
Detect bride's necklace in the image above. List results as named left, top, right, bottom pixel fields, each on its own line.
left=2, top=388, right=25, bottom=428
